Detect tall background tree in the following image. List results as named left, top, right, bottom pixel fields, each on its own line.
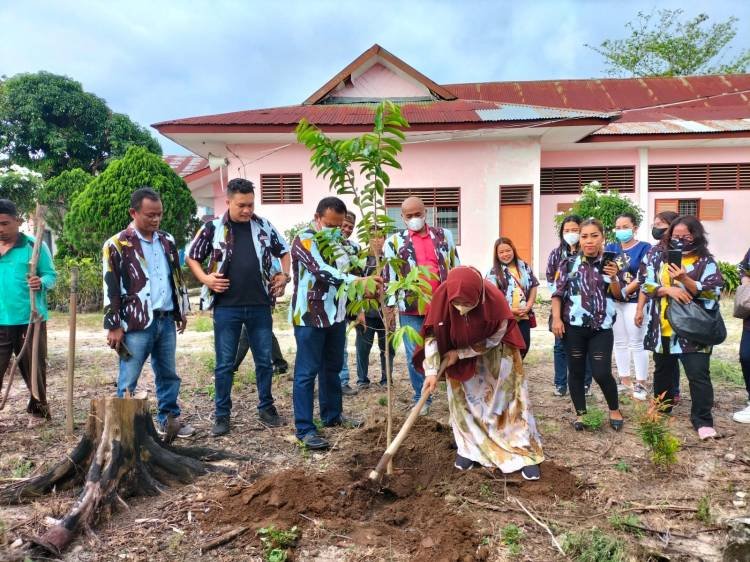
left=588, top=9, right=750, bottom=76
left=64, top=146, right=197, bottom=257
left=0, top=71, right=161, bottom=178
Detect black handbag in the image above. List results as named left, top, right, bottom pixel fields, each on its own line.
left=666, top=300, right=727, bottom=346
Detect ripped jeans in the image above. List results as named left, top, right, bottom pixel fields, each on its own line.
left=563, top=325, right=619, bottom=415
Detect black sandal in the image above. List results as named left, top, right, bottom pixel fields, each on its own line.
left=609, top=417, right=624, bottom=431
left=573, top=420, right=584, bottom=431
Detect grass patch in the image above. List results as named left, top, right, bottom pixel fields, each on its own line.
left=192, top=315, right=213, bottom=332
left=563, top=528, right=628, bottom=562
left=711, top=358, right=743, bottom=386
left=500, top=524, right=523, bottom=556
left=377, top=396, right=388, bottom=407
left=609, top=513, right=643, bottom=536
left=581, top=407, right=605, bottom=431
left=614, top=459, right=631, bottom=473
left=636, top=394, right=680, bottom=467
left=9, top=458, right=34, bottom=479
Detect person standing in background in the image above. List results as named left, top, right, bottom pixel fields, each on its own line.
left=339, top=211, right=361, bottom=396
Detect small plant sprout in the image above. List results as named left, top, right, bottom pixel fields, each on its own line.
left=257, top=525, right=300, bottom=562
left=614, top=459, right=631, bottom=473
left=696, top=495, right=712, bottom=523
left=636, top=393, right=681, bottom=467
left=500, top=524, right=523, bottom=556
left=563, top=528, right=628, bottom=562
left=581, top=407, right=605, bottom=431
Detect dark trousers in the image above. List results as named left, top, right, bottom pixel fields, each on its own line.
left=0, top=323, right=48, bottom=416
left=293, top=322, right=346, bottom=439
left=355, top=315, right=395, bottom=385
left=563, top=325, right=619, bottom=414
left=653, top=337, right=714, bottom=429
left=517, top=319, right=531, bottom=359
left=553, top=336, right=593, bottom=389
left=741, top=328, right=750, bottom=401
left=233, top=325, right=287, bottom=372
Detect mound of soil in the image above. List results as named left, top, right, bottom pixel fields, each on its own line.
left=201, top=417, right=583, bottom=561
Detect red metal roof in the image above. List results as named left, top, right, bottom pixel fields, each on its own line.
left=163, top=155, right=208, bottom=177
left=444, top=75, right=750, bottom=113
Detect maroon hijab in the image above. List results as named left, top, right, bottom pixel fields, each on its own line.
left=412, top=266, right=525, bottom=381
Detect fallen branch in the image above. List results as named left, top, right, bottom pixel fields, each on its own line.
left=622, top=521, right=692, bottom=539
left=199, top=526, right=248, bottom=554
left=509, top=495, right=565, bottom=557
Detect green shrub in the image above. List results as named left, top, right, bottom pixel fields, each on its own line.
left=192, top=316, right=213, bottom=332
left=636, top=393, right=681, bottom=466
left=563, top=528, right=628, bottom=562
left=581, top=407, right=605, bottom=431
left=64, top=146, right=198, bottom=257
left=48, top=257, right=103, bottom=312
left=500, top=524, right=523, bottom=556
left=257, top=525, right=299, bottom=562
left=718, top=261, right=740, bottom=294
left=711, top=358, right=744, bottom=386
left=554, top=182, right=643, bottom=243
left=38, top=168, right=93, bottom=238
left=696, top=495, right=712, bottom=524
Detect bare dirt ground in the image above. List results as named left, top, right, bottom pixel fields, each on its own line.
left=2, top=296, right=750, bottom=561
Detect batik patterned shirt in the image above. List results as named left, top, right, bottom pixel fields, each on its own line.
left=640, top=250, right=723, bottom=354
left=102, top=225, right=189, bottom=332
left=739, top=248, right=750, bottom=329
left=187, top=212, right=288, bottom=310
left=545, top=244, right=576, bottom=289
left=290, top=225, right=358, bottom=328
left=552, top=254, right=619, bottom=330
left=486, top=259, right=539, bottom=316
left=383, top=227, right=459, bottom=313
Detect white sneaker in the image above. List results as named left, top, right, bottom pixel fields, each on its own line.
left=733, top=403, right=750, bottom=424
left=632, top=383, right=648, bottom=401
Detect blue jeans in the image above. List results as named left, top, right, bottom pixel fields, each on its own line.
left=338, top=345, right=350, bottom=386
left=117, top=316, right=181, bottom=425
left=553, top=336, right=592, bottom=389
left=213, top=306, right=274, bottom=418
left=293, top=322, right=346, bottom=438
left=399, top=314, right=431, bottom=405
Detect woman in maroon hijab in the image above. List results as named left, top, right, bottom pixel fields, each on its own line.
left=415, top=267, right=544, bottom=479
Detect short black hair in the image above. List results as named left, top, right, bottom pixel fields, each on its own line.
left=616, top=211, right=640, bottom=227
left=227, top=178, right=255, bottom=196
left=0, top=199, right=18, bottom=217
left=315, top=196, right=347, bottom=216
left=131, top=187, right=161, bottom=211
left=344, top=211, right=356, bottom=223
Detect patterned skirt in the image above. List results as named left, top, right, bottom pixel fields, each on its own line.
left=447, top=344, right=544, bottom=473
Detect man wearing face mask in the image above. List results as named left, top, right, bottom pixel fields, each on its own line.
left=384, top=196, right=459, bottom=415
left=187, top=178, right=291, bottom=437
left=290, top=197, right=383, bottom=450
left=339, top=211, right=361, bottom=396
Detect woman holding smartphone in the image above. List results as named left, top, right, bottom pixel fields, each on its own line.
left=551, top=219, right=624, bottom=431
left=641, top=215, right=723, bottom=439
left=546, top=215, right=593, bottom=396
left=606, top=213, right=652, bottom=400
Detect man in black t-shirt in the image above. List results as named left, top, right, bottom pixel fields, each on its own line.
left=187, top=179, right=291, bottom=437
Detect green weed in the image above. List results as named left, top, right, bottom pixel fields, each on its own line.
left=581, top=407, right=605, bottom=431
left=614, top=460, right=631, bottom=473
left=192, top=315, right=213, bottom=332
left=10, top=458, right=34, bottom=478
left=696, top=495, right=712, bottom=524
left=377, top=396, right=388, bottom=407
left=478, top=483, right=492, bottom=499
left=711, top=358, right=743, bottom=386
left=500, top=524, right=523, bottom=556
left=563, top=528, right=628, bottom=562
left=257, top=525, right=300, bottom=562
left=313, top=418, right=323, bottom=431
left=609, top=513, right=643, bottom=536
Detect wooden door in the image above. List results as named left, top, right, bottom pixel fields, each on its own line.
left=499, top=185, right=533, bottom=263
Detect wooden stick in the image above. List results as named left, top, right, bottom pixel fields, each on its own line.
left=66, top=267, right=79, bottom=436
left=198, top=526, right=248, bottom=554
left=510, top=496, right=566, bottom=557
left=28, top=204, right=47, bottom=402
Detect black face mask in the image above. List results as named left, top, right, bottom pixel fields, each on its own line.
left=651, top=226, right=667, bottom=240
left=669, top=237, right=697, bottom=252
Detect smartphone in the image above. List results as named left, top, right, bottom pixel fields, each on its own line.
left=116, top=341, right=133, bottom=361
left=667, top=249, right=683, bottom=269
left=600, top=251, right=617, bottom=272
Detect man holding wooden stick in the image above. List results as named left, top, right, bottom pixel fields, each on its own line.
left=0, top=199, right=56, bottom=419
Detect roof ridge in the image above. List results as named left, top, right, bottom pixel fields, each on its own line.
left=443, top=73, right=750, bottom=87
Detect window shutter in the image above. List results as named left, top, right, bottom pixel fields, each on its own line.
left=260, top=174, right=303, bottom=204
left=654, top=199, right=679, bottom=214
left=698, top=199, right=724, bottom=221
left=541, top=166, right=635, bottom=194
left=500, top=185, right=532, bottom=204
left=649, top=163, right=750, bottom=191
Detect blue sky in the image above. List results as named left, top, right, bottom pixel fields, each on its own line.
left=3, top=0, right=748, bottom=154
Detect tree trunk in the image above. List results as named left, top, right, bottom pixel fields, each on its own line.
left=0, top=397, right=235, bottom=555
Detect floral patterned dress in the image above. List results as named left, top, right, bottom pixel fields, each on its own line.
left=423, top=326, right=544, bottom=472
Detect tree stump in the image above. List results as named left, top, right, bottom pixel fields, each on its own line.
left=0, top=397, right=236, bottom=554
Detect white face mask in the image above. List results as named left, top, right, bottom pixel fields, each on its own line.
left=452, top=303, right=476, bottom=316
left=406, top=217, right=425, bottom=232
left=563, top=232, right=580, bottom=246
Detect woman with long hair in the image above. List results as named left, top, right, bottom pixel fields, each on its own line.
left=641, top=215, right=724, bottom=439
left=417, top=267, right=544, bottom=479
left=487, top=237, right=538, bottom=358
left=546, top=215, right=592, bottom=396
left=606, top=212, right=652, bottom=400
left=551, top=219, right=625, bottom=431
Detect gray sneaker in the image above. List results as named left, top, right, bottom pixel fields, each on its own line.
left=156, top=419, right=195, bottom=439
left=585, top=385, right=593, bottom=397
left=341, top=384, right=358, bottom=396
left=552, top=386, right=567, bottom=397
